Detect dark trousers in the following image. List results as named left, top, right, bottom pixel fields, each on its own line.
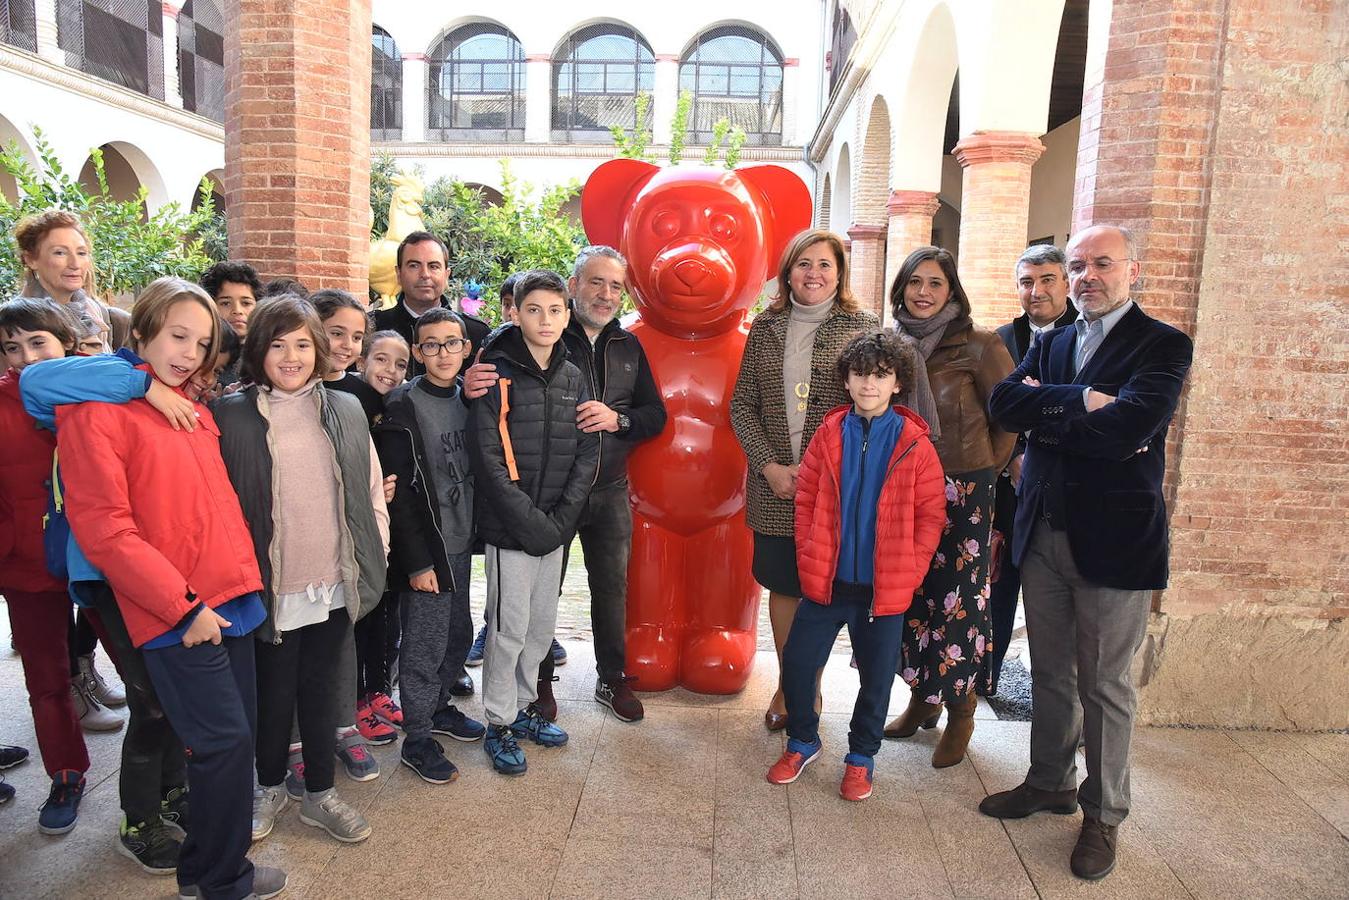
left=354, top=591, right=401, bottom=698
left=68, top=608, right=98, bottom=674
left=557, top=481, right=631, bottom=679
left=5, top=589, right=89, bottom=776
left=143, top=633, right=257, bottom=900
left=77, top=582, right=186, bottom=824
left=980, top=556, right=1022, bottom=695
left=399, top=551, right=473, bottom=741
left=255, top=608, right=348, bottom=793
left=783, top=587, right=905, bottom=757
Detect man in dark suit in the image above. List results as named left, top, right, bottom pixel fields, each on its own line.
left=980, top=225, right=1194, bottom=882
left=373, top=231, right=489, bottom=377
left=979, top=244, right=1077, bottom=696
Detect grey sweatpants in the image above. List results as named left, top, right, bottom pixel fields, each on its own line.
left=482, top=544, right=565, bottom=726
left=399, top=551, right=473, bottom=741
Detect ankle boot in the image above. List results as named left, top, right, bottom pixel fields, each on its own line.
left=78, top=654, right=126, bottom=708
left=535, top=676, right=558, bottom=722
left=883, top=689, right=943, bottom=739
left=931, top=692, right=977, bottom=768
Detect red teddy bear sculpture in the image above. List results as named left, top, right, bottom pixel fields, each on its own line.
left=581, top=160, right=812, bottom=694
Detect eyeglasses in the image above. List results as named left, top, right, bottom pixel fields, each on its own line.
left=1067, top=257, right=1131, bottom=276
left=417, top=338, right=467, bottom=356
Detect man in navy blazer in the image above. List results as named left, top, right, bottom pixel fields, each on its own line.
left=978, top=225, right=1194, bottom=882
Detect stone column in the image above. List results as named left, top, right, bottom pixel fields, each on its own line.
left=402, top=53, right=427, bottom=143
left=224, top=0, right=372, bottom=293
left=953, top=131, right=1044, bottom=326
left=34, top=0, right=61, bottom=63
left=846, top=223, right=887, bottom=319
left=162, top=3, right=183, bottom=108
left=884, top=189, right=940, bottom=301
left=652, top=54, right=678, bottom=145
left=780, top=57, right=799, bottom=144
left=524, top=54, right=551, bottom=143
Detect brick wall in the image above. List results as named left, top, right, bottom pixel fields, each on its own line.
left=223, top=0, right=373, bottom=295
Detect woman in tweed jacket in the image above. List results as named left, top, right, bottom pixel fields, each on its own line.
left=731, top=229, right=878, bottom=730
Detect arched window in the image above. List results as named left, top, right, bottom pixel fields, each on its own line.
left=552, top=23, right=654, bottom=141
left=371, top=26, right=403, bottom=140
left=179, top=0, right=224, bottom=123
left=56, top=0, right=165, bottom=99
left=680, top=26, right=783, bottom=146
left=427, top=23, right=525, bottom=141
left=1, top=0, right=38, bottom=53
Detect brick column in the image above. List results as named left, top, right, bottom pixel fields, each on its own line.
left=524, top=54, right=551, bottom=143
left=884, top=189, right=940, bottom=301
left=953, top=131, right=1044, bottom=326
left=846, top=224, right=887, bottom=318
left=224, top=0, right=372, bottom=294
left=162, top=3, right=183, bottom=108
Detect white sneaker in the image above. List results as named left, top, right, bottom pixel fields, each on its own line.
left=71, top=678, right=124, bottom=733
left=78, top=653, right=126, bottom=708
left=251, top=785, right=288, bottom=842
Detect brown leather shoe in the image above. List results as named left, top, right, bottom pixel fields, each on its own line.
left=1070, top=817, right=1118, bottom=880
left=883, top=689, right=942, bottom=739
left=978, top=781, right=1079, bottom=819
left=931, top=692, right=977, bottom=768
left=763, top=710, right=788, bottom=732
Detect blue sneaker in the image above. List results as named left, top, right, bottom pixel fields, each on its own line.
left=510, top=704, right=569, bottom=748
left=0, top=744, right=29, bottom=769
left=431, top=704, right=486, bottom=742
left=465, top=626, right=487, bottom=667
left=0, top=777, right=13, bottom=805
left=550, top=638, right=567, bottom=666
left=400, top=736, right=458, bottom=784
left=484, top=725, right=527, bottom=776
left=38, top=770, right=85, bottom=835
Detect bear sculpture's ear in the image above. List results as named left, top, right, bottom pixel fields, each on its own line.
left=582, top=159, right=661, bottom=250
left=736, top=165, right=814, bottom=277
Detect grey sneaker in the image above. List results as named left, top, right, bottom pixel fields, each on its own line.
left=299, top=788, right=371, bottom=843
left=250, top=785, right=288, bottom=842
left=179, top=865, right=288, bottom=899
left=335, top=730, right=379, bottom=782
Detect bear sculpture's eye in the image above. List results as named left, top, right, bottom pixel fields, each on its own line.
left=651, top=209, right=680, bottom=238
left=709, top=212, right=738, bottom=241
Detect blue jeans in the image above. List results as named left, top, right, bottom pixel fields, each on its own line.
left=143, top=634, right=257, bottom=900
left=783, top=585, right=905, bottom=757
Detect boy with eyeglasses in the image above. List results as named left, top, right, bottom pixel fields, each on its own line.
left=373, top=307, right=486, bottom=784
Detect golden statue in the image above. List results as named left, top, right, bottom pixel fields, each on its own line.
left=369, top=173, right=427, bottom=308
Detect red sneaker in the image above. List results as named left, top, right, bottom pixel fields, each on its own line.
left=766, top=739, right=822, bottom=784
left=369, top=693, right=403, bottom=729
left=840, top=759, right=874, bottom=801
left=355, top=704, right=397, bottom=745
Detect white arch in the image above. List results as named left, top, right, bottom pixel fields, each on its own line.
left=424, top=16, right=524, bottom=57
left=952, top=0, right=1064, bottom=135
left=550, top=18, right=655, bottom=59
left=885, top=0, right=959, bottom=194
left=0, top=114, right=38, bottom=204
left=833, top=142, right=852, bottom=231
left=674, top=19, right=786, bottom=62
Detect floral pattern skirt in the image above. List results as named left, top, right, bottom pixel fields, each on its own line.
left=899, top=467, right=997, bottom=704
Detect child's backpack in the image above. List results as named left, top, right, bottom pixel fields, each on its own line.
left=42, top=451, right=71, bottom=581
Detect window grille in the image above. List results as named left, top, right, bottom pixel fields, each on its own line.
left=679, top=25, right=783, bottom=146
left=828, top=3, right=856, bottom=97
left=551, top=23, right=653, bottom=141
left=178, top=0, right=223, bottom=122
left=1, top=0, right=38, bottom=53
left=371, top=26, right=402, bottom=140
left=427, top=23, right=524, bottom=142
left=57, top=0, right=164, bottom=100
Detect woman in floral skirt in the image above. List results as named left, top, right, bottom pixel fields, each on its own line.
left=883, top=247, right=1015, bottom=767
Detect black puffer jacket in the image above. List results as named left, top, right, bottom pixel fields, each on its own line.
left=469, top=325, right=599, bottom=555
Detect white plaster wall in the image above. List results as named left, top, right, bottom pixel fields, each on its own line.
left=1026, top=116, right=1079, bottom=246
left=0, top=54, right=223, bottom=212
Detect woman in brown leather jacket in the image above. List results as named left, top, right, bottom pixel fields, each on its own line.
left=883, top=246, right=1015, bottom=767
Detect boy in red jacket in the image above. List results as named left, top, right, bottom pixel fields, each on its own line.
left=767, top=331, right=946, bottom=800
